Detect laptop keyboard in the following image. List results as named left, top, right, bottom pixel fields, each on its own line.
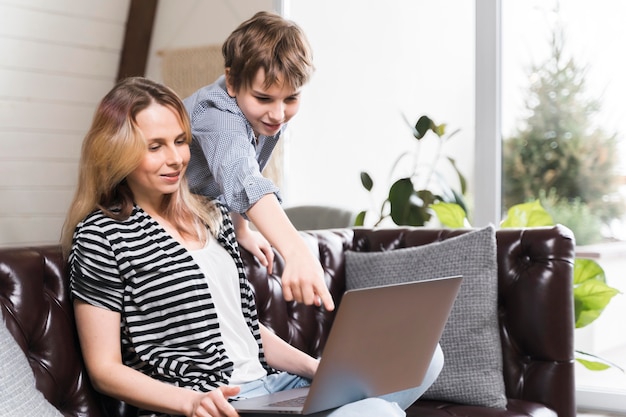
left=268, top=395, right=307, bottom=407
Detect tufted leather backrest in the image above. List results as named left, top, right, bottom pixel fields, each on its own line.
left=349, top=226, right=576, bottom=417
left=243, top=226, right=576, bottom=417
left=0, top=226, right=575, bottom=417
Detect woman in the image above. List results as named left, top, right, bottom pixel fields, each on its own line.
left=61, top=77, right=442, bottom=417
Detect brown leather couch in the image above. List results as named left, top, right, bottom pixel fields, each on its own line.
left=0, top=226, right=575, bottom=417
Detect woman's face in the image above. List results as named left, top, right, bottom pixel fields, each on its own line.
left=126, top=102, right=190, bottom=210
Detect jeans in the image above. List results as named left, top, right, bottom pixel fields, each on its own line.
left=235, top=343, right=444, bottom=417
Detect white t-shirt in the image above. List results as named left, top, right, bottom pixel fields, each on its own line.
left=190, top=235, right=267, bottom=384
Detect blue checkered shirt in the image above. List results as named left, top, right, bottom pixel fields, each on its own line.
left=184, top=76, right=282, bottom=214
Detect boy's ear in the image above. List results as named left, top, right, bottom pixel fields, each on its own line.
left=224, top=68, right=236, bottom=97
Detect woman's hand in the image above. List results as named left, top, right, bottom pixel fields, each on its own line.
left=188, top=386, right=241, bottom=417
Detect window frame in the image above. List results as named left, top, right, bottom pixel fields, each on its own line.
left=474, top=0, right=502, bottom=227
left=476, top=0, right=626, bottom=413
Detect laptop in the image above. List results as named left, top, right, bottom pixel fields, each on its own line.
left=233, top=275, right=463, bottom=415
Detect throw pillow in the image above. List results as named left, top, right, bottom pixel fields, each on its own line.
left=0, top=319, right=64, bottom=417
left=345, top=225, right=507, bottom=409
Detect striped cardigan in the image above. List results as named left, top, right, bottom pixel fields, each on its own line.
left=69, top=203, right=272, bottom=396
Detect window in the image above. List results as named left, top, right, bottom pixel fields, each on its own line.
left=499, top=0, right=626, bottom=411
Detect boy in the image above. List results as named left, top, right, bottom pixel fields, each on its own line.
left=184, top=11, right=335, bottom=311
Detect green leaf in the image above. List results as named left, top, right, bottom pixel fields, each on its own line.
left=433, top=122, right=446, bottom=137
left=574, top=276, right=620, bottom=328
left=388, top=178, right=430, bottom=226
left=360, top=171, right=373, bottom=191
left=400, top=205, right=430, bottom=226
left=414, top=115, right=434, bottom=139
left=388, top=178, right=414, bottom=224
left=354, top=210, right=366, bottom=227
left=576, top=357, right=612, bottom=371
left=388, top=178, right=414, bottom=203
left=415, top=189, right=437, bottom=206
left=576, top=350, right=624, bottom=372
left=574, top=258, right=605, bottom=285
left=500, top=200, right=555, bottom=228
left=431, top=202, right=467, bottom=228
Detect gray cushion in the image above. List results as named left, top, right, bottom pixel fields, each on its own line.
left=0, top=319, right=63, bottom=417
left=345, top=225, right=507, bottom=408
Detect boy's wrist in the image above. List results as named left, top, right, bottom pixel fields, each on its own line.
left=231, top=212, right=249, bottom=231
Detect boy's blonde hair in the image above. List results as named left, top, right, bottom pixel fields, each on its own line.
left=61, top=77, right=221, bottom=257
left=223, top=11, right=314, bottom=92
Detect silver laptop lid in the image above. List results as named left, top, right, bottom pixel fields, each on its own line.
left=234, top=275, right=463, bottom=414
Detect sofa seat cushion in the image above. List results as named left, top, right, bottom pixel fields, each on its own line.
left=345, top=226, right=507, bottom=409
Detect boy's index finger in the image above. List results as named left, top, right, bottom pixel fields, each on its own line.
left=317, top=285, right=335, bottom=311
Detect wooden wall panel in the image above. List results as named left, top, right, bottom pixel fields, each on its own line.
left=3, top=38, right=120, bottom=77
left=0, top=5, right=126, bottom=48
left=2, top=0, right=129, bottom=19
left=0, top=217, right=66, bottom=246
left=0, top=161, right=78, bottom=187
left=0, top=69, right=113, bottom=103
left=0, top=131, right=82, bottom=159
left=0, top=101, right=94, bottom=131
left=0, top=189, right=75, bottom=214
left=0, top=0, right=130, bottom=247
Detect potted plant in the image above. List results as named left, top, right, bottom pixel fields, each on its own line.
left=355, top=115, right=468, bottom=227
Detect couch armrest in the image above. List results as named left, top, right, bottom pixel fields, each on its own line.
left=497, top=226, right=576, bottom=417
left=0, top=246, right=107, bottom=416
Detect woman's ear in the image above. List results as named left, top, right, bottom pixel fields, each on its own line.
left=224, top=68, right=236, bottom=97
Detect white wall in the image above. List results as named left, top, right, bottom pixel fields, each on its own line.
left=0, top=0, right=130, bottom=246
left=283, top=0, right=475, bottom=225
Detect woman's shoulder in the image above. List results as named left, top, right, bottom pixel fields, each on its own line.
left=79, top=206, right=129, bottom=224
left=76, top=206, right=146, bottom=235
left=77, top=209, right=112, bottom=231
left=72, top=207, right=157, bottom=260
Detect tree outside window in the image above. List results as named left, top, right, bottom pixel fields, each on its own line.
left=502, top=24, right=624, bottom=245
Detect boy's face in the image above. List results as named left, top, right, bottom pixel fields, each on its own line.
left=226, top=68, right=301, bottom=138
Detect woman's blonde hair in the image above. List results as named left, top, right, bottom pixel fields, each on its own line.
left=61, top=77, right=221, bottom=257
left=223, top=11, right=314, bottom=93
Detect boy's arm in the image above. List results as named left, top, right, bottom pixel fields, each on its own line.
left=231, top=212, right=275, bottom=274
left=247, top=194, right=335, bottom=311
